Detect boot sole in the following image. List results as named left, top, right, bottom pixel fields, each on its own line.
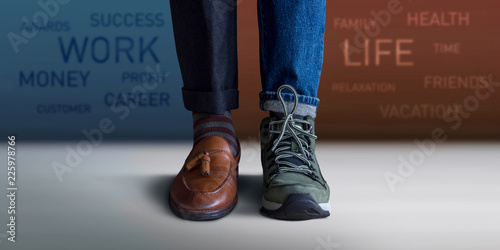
left=260, top=193, right=330, bottom=220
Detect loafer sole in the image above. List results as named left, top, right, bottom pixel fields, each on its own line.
left=169, top=195, right=238, bottom=221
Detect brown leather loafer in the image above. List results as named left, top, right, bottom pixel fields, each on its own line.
left=169, top=135, right=240, bottom=220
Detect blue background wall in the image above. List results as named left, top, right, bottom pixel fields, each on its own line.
left=0, top=0, right=191, bottom=140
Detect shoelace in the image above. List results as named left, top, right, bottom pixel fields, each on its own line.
left=268, top=85, right=319, bottom=179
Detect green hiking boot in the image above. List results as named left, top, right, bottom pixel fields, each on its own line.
left=260, top=85, right=331, bottom=220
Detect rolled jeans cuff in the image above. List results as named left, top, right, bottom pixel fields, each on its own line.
left=182, top=87, right=239, bottom=115
left=259, top=91, right=319, bottom=118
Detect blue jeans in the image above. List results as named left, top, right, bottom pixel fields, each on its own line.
left=170, top=0, right=326, bottom=117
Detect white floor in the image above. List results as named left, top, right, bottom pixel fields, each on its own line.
left=0, top=141, right=499, bottom=250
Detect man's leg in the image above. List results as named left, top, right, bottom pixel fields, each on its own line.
left=258, top=0, right=325, bottom=117
left=257, top=0, right=331, bottom=220
left=170, top=0, right=239, bottom=114
left=169, top=0, right=240, bottom=221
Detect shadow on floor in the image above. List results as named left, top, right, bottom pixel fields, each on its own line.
left=234, top=175, right=263, bottom=216
left=146, top=174, right=263, bottom=218
left=146, top=174, right=177, bottom=217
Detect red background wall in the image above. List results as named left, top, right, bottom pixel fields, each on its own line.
left=234, top=0, right=500, bottom=140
